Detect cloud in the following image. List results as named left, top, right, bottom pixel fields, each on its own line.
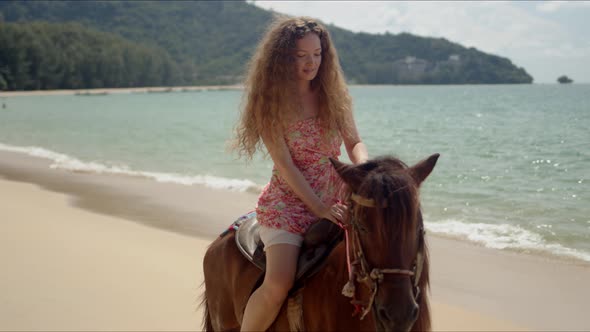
left=537, top=1, right=565, bottom=12
left=536, top=1, right=590, bottom=13
left=255, top=2, right=567, bottom=54
left=252, top=1, right=590, bottom=82
left=541, top=43, right=590, bottom=58
left=252, top=1, right=399, bottom=34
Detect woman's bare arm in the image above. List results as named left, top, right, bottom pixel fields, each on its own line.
left=262, top=132, right=345, bottom=223
left=341, top=108, right=368, bottom=165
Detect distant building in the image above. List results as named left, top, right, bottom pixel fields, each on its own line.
left=392, top=56, right=431, bottom=81
left=390, top=54, right=462, bottom=82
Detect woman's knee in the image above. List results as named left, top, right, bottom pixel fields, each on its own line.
left=261, top=243, right=299, bottom=304
left=260, top=276, right=294, bottom=304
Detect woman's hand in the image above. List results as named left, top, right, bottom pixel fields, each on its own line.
left=319, top=202, right=348, bottom=225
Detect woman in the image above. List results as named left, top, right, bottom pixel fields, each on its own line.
left=233, top=16, right=368, bottom=331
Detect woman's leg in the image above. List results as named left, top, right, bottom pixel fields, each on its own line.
left=240, top=243, right=300, bottom=331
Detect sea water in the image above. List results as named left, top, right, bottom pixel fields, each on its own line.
left=1, top=84, right=588, bottom=261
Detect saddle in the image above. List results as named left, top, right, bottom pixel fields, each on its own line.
left=227, top=211, right=343, bottom=286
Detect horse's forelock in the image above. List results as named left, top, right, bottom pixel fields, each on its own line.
left=370, top=155, right=409, bottom=173
left=355, top=157, right=419, bottom=265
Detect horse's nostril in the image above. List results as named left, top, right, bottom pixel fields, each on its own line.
left=411, top=304, right=420, bottom=321
left=377, top=303, right=418, bottom=327
left=378, top=307, right=391, bottom=322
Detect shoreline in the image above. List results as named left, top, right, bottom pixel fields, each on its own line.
left=1, top=150, right=590, bottom=330
left=4, top=82, right=589, bottom=98
left=0, top=150, right=259, bottom=239
left=0, top=85, right=244, bottom=97
left=0, top=146, right=588, bottom=266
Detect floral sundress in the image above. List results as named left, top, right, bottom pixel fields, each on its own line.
left=256, top=117, right=345, bottom=235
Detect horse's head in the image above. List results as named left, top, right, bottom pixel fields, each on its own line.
left=331, top=154, right=439, bottom=332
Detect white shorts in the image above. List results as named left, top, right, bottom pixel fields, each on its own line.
left=259, top=225, right=304, bottom=251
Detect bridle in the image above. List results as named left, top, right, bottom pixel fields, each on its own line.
left=337, top=193, right=425, bottom=320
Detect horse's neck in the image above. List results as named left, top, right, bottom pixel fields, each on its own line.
left=304, top=242, right=375, bottom=330
left=322, top=241, right=350, bottom=290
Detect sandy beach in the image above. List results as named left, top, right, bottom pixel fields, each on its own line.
left=1, top=150, right=589, bottom=331
left=0, top=85, right=243, bottom=98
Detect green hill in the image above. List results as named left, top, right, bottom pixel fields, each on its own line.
left=0, top=0, right=533, bottom=90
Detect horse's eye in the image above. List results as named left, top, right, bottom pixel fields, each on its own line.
left=355, top=221, right=369, bottom=233
left=362, top=225, right=370, bottom=233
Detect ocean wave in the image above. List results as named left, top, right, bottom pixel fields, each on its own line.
left=425, top=218, right=590, bottom=262
left=0, top=142, right=261, bottom=192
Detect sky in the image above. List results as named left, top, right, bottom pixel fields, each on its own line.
left=249, top=1, right=590, bottom=83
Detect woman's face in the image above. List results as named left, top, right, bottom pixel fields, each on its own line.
left=294, top=33, right=322, bottom=82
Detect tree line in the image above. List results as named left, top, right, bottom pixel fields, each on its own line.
left=0, top=21, right=185, bottom=90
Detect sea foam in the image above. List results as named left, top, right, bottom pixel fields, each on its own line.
left=425, top=218, right=590, bottom=262
left=0, top=142, right=260, bottom=192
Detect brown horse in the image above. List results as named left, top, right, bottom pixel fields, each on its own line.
left=201, top=153, right=439, bottom=331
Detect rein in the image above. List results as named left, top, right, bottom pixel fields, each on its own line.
left=336, top=193, right=425, bottom=320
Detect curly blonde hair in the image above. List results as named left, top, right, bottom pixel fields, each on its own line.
left=233, top=15, right=353, bottom=160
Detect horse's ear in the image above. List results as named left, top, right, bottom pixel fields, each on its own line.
left=329, top=158, right=378, bottom=192
left=409, top=153, right=440, bottom=186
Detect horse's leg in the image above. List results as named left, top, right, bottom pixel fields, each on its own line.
left=203, top=235, right=238, bottom=331
left=203, top=233, right=263, bottom=331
